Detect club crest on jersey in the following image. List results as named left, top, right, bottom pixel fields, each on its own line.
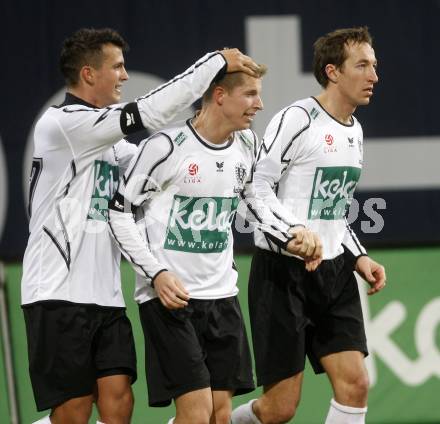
left=348, top=137, right=354, bottom=147
left=216, top=161, right=224, bottom=172
left=324, top=133, right=337, bottom=153
left=184, top=163, right=201, bottom=184
left=234, top=162, right=247, bottom=193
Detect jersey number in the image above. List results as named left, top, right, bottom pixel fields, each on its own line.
left=28, top=158, right=43, bottom=217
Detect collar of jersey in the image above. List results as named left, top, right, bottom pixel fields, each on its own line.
left=186, top=118, right=234, bottom=151
left=60, top=93, right=98, bottom=109
left=311, top=96, right=355, bottom=127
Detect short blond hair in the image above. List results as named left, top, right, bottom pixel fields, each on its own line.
left=203, top=64, right=267, bottom=103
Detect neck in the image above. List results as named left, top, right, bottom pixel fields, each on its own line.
left=315, top=90, right=356, bottom=125
left=67, top=87, right=101, bottom=108
left=192, top=108, right=234, bottom=144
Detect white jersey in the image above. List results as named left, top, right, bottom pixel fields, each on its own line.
left=108, top=120, right=293, bottom=303
left=21, top=52, right=229, bottom=306
left=254, top=96, right=367, bottom=260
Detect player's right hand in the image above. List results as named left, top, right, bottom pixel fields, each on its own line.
left=220, top=48, right=260, bottom=77
left=286, top=227, right=323, bottom=271
left=154, top=271, right=190, bottom=310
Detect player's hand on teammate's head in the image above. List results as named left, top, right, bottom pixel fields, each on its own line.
left=355, top=256, right=387, bottom=295
left=286, top=226, right=323, bottom=271
left=154, top=271, right=190, bottom=309
left=220, top=48, right=260, bottom=77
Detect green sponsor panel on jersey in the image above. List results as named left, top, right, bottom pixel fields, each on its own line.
left=308, top=166, right=361, bottom=220
left=164, top=195, right=238, bottom=253
left=87, top=160, right=119, bottom=221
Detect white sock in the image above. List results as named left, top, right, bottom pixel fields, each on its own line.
left=325, top=398, right=368, bottom=424
left=231, top=399, right=262, bottom=424
left=97, top=421, right=106, bottom=424
left=32, top=415, right=51, bottom=424
left=167, top=418, right=175, bottom=424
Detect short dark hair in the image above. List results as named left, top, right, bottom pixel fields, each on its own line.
left=202, top=64, right=267, bottom=104
left=60, top=28, right=129, bottom=87
left=313, top=27, right=373, bottom=88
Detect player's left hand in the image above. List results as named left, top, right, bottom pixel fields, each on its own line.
left=220, top=48, right=260, bottom=77
left=355, top=256, right=386, bottom=295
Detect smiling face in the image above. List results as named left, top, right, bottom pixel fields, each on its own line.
left=220, top=73, right=264, bottom=130
left=89, top=43, right=129, bottom=107
left=336, top=41, right=378, bottom=107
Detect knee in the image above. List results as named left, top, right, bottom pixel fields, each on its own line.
left=337, top=372, right=370, bottom=405
left=256, top=396, right=300, bottom=424
left=351, top=373, right=369, bottom=401
left=114, top=389, right=134, bottom=414
left=99, top=388, right=134, bottom=421
left=177, top=402, right=212, bottom=424
left=51, top=400, right=93, bottom=424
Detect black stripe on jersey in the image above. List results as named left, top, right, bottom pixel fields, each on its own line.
left=251, top=130, right=259, bottom=160
left=28, top=157, right=43, bottom=218
left=344, top=217, right=364, bottom=255
left=259, top=105, right=310, bottom=157
left=239, top=188, right=290, bottom=249
left=311, top=97, right=354, bottom=127
left=94, top=106, right=124, bottom=126
left=64, top=160, right=76, bottom=197
left=123, top=133, right=174, bottom=195
left=271, top=209, right=295, bottom=228
left=137, top=52, right=223, bottom=102
left=263, top=233, right=276, bottom=252
left=279, top=107, right=311, bottom=174
left=43, top=226, right=70, bottom=270
left=107, top=218, right=153, bottom=281
left=187, top=119, right=233, bottom=150
left=55, top=204, right=71, bottom=265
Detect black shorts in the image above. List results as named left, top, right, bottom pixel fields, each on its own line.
left=23, top=301, right=137, bottom=411
left=249, top=248, right=368, bottom=387
left=139, top=296, right=255, bottom=407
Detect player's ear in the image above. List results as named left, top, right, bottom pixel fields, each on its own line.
left=325, top=64, right=338, bottom=84
left=213, top=85, right=226, bottom=105
left=80, top=65, right=95, bottom=86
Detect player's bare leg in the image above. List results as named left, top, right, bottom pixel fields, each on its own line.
left=174, top=387, right=213, bottom=424
left=253, top=373, right=303, bottom=423
left=210, top=390, right=233, bottom=424
left=95, top=374, right=133, bottom=424
left=49, top=394, right=94, bottom=424
left=321, top=351, right=369, bottom=423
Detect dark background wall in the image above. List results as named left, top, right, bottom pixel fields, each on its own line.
left=1, top=0, right=440, bottom=259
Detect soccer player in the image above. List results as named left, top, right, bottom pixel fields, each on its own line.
left=107, top=66, right=321, bottom=423
left=22, top=27, right=262, bottom=424
left=231, top=27, right=386, bottom=424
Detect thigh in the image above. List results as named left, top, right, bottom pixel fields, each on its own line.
left=308, top=260, right=368, bottom=373
left=23, top=302, right=97, bottom=411
left=138, top=299, right=210, bottom=407
left=203, top=297, right=254, bottom=396
left=94, top=308, right=137, bottom=383
left=248, top=249, right=308, bottom=386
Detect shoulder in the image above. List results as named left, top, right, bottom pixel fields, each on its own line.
left=237, top=129, right=258, bottom=148
left=272, top=100, right=312, bottom=130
